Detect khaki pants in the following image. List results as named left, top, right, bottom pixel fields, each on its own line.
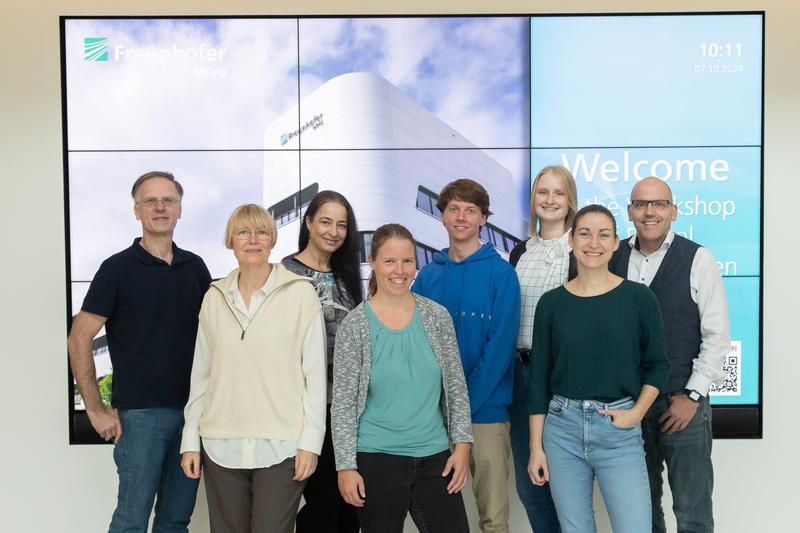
left=470, top=422, right=511, bottom=533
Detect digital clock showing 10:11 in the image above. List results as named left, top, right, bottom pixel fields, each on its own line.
left=700, top=42, right=743, bottom=58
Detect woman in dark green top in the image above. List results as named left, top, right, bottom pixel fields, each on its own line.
left=526, top=204, right=670, bottom=533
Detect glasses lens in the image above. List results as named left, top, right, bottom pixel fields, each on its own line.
left=631, top=200, right=670, bottom=209
left=141, top=197, right=177, bottom=208
left=235, top=229, right=270, bottom=241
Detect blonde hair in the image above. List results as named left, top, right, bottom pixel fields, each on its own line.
left=224, top=204, right=277, bottom=248
left=528, top=165, right=578, bottom=237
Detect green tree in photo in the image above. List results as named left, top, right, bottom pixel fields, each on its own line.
left=98, top=374, right=113, bottom=406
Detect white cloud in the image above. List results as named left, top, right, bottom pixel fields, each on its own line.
left=66, top=19, right=298, bottom=150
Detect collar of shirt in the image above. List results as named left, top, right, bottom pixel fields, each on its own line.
left=226, top=268, right=277, bottom=319
left=631, top=230, right=675, bottom=256
left=527, top=231, right=570, bottom=263
left=131, top=237, right=188, bottom=265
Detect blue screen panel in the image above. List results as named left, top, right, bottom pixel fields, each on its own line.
left=531, top=15, right=762, bottom=147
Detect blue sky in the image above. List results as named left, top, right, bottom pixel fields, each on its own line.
left=298, top=17, right=531, bottom=149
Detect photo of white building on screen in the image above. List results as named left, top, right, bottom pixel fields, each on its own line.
left=262, top=72, right=527, bottom=270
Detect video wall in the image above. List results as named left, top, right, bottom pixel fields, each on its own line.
left=62, top=13, right=763, bottom=442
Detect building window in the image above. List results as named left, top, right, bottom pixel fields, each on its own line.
left=415, top=242, right=438, bottom=270
left=489, top=226, right=519, bottom=253
left=415, top=186, right=440, bottom=217
left=268, top=182, right=319, bottom=228
left=360, top=231, right=374, bottom=264
left=416, top=187, right=433, bottom=215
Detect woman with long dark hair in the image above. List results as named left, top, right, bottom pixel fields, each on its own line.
left=282, top=190, right=363, bottom=533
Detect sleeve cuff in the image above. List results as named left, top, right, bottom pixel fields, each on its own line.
left=180, top=428, right=200, bottom=454
left=298, top=427, right=325, bottom=455
left=685, top=374, right=714, bottom=397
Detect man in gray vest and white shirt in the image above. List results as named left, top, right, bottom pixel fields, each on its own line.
left=609, top=176, right=730, bottom=533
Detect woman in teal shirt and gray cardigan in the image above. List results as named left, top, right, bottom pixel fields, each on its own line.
left=331, top=223, right=473, bottom=533
left=527, top=204, right=670, bottom=533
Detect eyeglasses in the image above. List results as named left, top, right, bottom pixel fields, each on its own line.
left=630, top=199, right=672, bottom=210
left=234, top=228, right=272, bottom=241
left=137, top=197, right=180, bottom=208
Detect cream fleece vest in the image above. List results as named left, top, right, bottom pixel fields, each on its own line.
left=198, top=265, right=320, bottom=441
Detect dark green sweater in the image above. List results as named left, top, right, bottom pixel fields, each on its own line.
left=527, top=280, right=670, bottom=414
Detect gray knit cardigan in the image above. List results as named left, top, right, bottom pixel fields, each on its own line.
left=331, top=294, right=474, bottom=471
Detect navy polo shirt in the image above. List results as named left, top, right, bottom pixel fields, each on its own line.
left=82, top=238, right=211, bottom=410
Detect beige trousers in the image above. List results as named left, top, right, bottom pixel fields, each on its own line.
left=470, top=422, right=512, bottom=533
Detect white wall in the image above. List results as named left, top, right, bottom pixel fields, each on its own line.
left=1, top=1, right=796, bottom=531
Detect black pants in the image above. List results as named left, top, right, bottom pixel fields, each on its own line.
left=356, top=450, right=470, bottom=533
left=296, top=413, right=359, bottom=533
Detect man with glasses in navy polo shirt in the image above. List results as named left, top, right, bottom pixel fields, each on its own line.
left=68, top=171, right=211, bottom=532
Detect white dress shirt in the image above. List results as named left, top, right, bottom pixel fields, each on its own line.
left=627, top=231, right=730, bottom=396
left=180, top=268, right=326, bottom=468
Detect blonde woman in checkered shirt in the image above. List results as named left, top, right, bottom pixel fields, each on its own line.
left=507, top=165, right=578, bottom=533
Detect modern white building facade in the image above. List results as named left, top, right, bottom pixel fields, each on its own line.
left=262, top=72, right=528, bottom=269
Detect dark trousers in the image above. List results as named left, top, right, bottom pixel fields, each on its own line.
left=202, top=449, right=306, bottom=533
left=643, top=394, right=715, bottom=533
left=510, top=359, right=562, bottom=533
left=296, top=413, right=359, bottom=533
left=356, top=450, right=469, bottom=533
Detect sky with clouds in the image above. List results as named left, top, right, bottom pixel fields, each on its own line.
left=64, top=16, right=531, bottom=282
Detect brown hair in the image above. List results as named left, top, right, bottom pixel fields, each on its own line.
left=436, top=178, right=490, bottom=217
left=131, top=171, right=183, bottom=200
left=529, top=165, right=579, bottom=237
left=367, top=223, right=415, bottom=298
left=570, top=204, right=617, bottom=236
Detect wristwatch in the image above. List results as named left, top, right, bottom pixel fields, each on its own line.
left=684, top=389, right=702, bottom=402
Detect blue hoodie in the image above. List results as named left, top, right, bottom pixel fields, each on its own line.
left=413, top=243, right=521, bottom=423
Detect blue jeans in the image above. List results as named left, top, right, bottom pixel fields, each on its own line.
left=643, top=394, right=714, bottom=533
left=543, top=395, right=651, bottom=533
left=509, top=359, right=561, bottom=533
left=109, top=407, right=199, bottom=533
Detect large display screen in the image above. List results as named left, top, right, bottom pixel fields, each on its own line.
left=62, top=13, right=763, bottom=443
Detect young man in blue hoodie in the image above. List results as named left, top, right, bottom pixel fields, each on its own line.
left=413, top=179, right=521, bottom=533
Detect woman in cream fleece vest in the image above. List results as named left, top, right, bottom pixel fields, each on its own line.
left=179, top=204, right=326, bottom=533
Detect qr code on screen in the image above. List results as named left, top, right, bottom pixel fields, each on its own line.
left=710, top=340, right=741, bottom=396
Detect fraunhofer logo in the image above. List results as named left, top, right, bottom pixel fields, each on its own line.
left=84, top=37, right=109, bottom=61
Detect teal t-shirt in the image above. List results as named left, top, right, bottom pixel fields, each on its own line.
left=357, top=302, right=450, bottom=457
